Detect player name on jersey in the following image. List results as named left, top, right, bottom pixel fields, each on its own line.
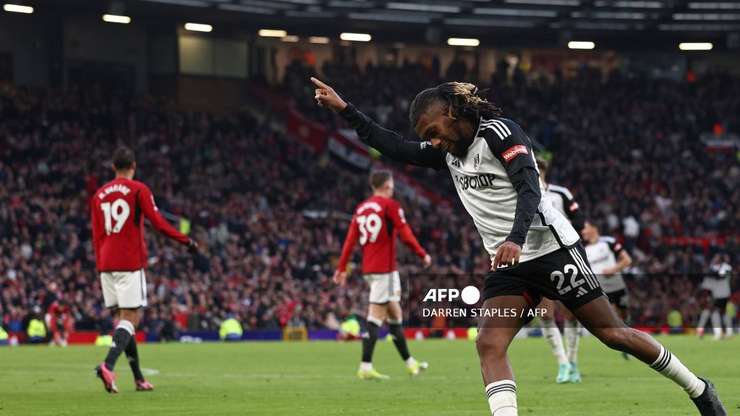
left=97, top=183, right=132, bottom=199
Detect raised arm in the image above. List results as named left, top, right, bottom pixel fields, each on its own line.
left=311, top=77, right=446, bottom=169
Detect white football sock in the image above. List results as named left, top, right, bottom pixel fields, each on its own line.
left=541, top=319, right=568, bottom=365
left=650, top=345, right=705, bottom=399
left=711, top=311, right=722, bottom=339
left=405, top=357, right=417, bottom=367
left=359, top=362, right=373, bottom=372
left=723, top=315, right=733, bottom=336
left=485, top=380, right=517, bottom=416
left=697, top=309, right=710, bottom=331
left=564, top=320, right=580, bottom=364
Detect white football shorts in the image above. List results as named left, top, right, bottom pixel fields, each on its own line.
left=100, top=269, right=148, bottom=309
left=364, top=271, right=401, bottom=304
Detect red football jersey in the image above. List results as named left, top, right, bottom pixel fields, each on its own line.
left=90, top=177, right=190, bottom=272
left=337, top=195, right=426, bottom=274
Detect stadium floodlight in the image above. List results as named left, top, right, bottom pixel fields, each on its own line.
left=678, top=42, right=713, bottom=50
left=309, top=36, right=330, bottom=44
left=184, top=23, right=212, bottom=32
left=474, top=7, right=558, bottom=17
left=102, top=14, right=131, bottom=24
left=387, top=2, right=460, bottom=13
left=281, top=35, right=299, bottom=43
left=505, top=0, right=580, bottom=5
left=447, top=37, right=480, bottom=46
left=3, top=3, right=33, bottom=13
left=689, top=2, right=740, bottom=9
left=568, top=41, right=596, bottom=49
left=604, top=1, right=664, bottom=7
left=340, top=32, right=372, bottom=42
left=143, top=0, right=209, bottom=7
left=259, top=29, right=288, bottom=37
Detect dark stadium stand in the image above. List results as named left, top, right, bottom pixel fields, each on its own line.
left=0, top=59, right=737, bottom=338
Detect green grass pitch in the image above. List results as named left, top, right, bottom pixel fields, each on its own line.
left=1, top=335, right=737, bottom=415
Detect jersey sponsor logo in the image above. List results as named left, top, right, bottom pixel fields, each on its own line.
left=98, top=184, right=131, bottom=200
left=450, top=158, right=461, bottom=168
left=453, top=173, right=496, bottom=191
left=473, top=153, right=480, bottom=170
left=501, top=144, right=528, bottom=162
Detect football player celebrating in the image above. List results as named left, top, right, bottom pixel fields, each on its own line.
left=313, top=77, right=726, bottom=415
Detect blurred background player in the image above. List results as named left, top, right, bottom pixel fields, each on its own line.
left=536, top=157, right=585, bottom=383
left=91, top=146, right=198, bottom=393
left=46, top=299, right=73, bottom=347
left=582, top=220, right=633, bottom=358
left=697, top=254, right=733, bottom=340
left=334, top=170, right=432, bottom=380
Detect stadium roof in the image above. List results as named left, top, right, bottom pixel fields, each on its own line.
left=35, top=0, right=740, bottom=50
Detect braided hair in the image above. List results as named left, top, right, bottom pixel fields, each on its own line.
left=409, top=82, right=503, bottom=128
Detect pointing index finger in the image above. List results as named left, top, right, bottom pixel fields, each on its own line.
left=310, top=77, right=331, bottom=90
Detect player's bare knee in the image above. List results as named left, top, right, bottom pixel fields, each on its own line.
left=596, top=327, right=631, bottom=352
left=475, top=331, right=508, bottom=360
left=119, top=309, right=140, bottom=328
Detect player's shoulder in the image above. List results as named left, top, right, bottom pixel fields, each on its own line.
left=598, top=236, right=617, bottom=244
left=478, top=116, right=520, bottom=141
left=126, top=178, right=149, bottom=191
left=547, top=183, right=574, bottom=199
left=355, top=196, right=387, bottom=215
left=376, top=196, right=401, bottom=212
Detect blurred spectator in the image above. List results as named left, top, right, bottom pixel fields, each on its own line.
left=0, top=60, right=737, bottom=336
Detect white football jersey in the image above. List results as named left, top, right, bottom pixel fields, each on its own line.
left=701, top=263, right=732, bottom=299
left=445, top=117, right=579, bottom=263
left=584, top=236, right=626, bottom=293
left=543, top=184, right=574, bottom=219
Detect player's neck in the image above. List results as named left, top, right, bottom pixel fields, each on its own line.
left=115, top=171, right=134, bottom=180
left=373, top=191, right=391, bottom=199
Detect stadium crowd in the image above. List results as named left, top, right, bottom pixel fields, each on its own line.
left=0, top=56, right=738, bottom=340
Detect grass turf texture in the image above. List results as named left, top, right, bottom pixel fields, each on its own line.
left=1, top=335, right=737, bottom=415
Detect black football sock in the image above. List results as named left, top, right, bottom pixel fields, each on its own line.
left=361, top=319, right=380, bottom=364
left=125, top=337, right=145, bottom=381
left=104, top=321, right=134, bottom=371
left=388, top=321, right=411, bottom=361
